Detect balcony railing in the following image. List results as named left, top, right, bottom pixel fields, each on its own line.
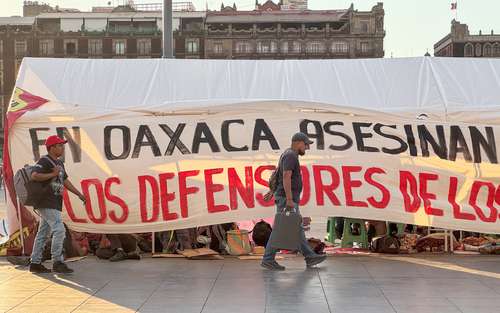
left=232, top=29, right=253, bottom=36
left=107, top=29, right=159, bottom=36
left=208, top=29, right=229, bottom=35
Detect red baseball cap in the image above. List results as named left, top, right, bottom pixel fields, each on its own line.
left=45, top=135, right=67, bottom=148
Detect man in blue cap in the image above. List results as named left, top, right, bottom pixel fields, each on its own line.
left=261, top=132, right=327, bottom=270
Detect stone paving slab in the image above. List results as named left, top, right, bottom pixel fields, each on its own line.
left=0, top=254, right=499, bottom=313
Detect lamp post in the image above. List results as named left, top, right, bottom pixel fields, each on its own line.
left=163, top=0, right=173, bottom=58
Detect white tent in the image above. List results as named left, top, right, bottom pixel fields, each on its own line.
left=15, top=57, right=500, bottom=122
left=4, top=57, right=500, bottom=235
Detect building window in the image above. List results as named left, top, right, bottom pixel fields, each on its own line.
left=493, top=43, right=500, bottom=57
left=257, top=41, right=269, bottom=53
left=137, top=39, right=151, bottom=56
left=235, top=41, right=251, bottom=53
left=186, top=39, right=199, bottom=53
left=39, top=40, right=54, bottom=56
left=475, top=43, right=482, bottom=57
left=281, top=41, right=288, bottom=53
left=15, top=40, right=27, bottom=58
left=88, top=39, right=103, bottom=56
left=271, top=41, right=277, bottom=53
left=213, top=42, right=223, bottom=54
left=464, top=43, right=473, bottom=57
left=113, top=40, right=126, bottom=56
left=0, top=40, right=3, bottom=57
left=332, top=41, right=349, bottom=53
left=306, top=41, right=325, bottom=53
left=292, top=41, right=301, bottom=53
left=361, top=42, right=370, bottom=53
left=257, top=41, right=277, bottom=53
left=64, top=39, right=78, bottom=56
left=361, top=22, right=369, bottom=33
left=484, top=43, right=492, bottom=57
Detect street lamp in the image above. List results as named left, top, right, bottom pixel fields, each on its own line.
left=163, top=0, right=173, bottom=58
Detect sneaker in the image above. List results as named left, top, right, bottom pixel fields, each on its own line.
left=305, top=254, right=327, bottom=268
left=261, top=260, right=286, bottom=271
left=52, top=261, right=74, bottom=274
left=126, top=252, right=141, bottom=260
left=29, top=263, right=51, bottom=273
left=7, top=256, right=30, bottom=267
left=109, top=248, right=127, bottom=262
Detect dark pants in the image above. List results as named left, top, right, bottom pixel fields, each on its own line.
left=96, top=234, right=138, bottom=259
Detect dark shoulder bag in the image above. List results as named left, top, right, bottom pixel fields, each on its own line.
left=268, top=153, right=285, bottom=193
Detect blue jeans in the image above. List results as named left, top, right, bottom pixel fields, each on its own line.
left=263, top=196, right=316, bottom=262
left=30, top=208, right=66, bottom=264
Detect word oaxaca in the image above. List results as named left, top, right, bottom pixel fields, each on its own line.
left=29, top=119, right=497, bottom=164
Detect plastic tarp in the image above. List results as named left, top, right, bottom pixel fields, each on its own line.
left=14, top=57, right=500, bottom=122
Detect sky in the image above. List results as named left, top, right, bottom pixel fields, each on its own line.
left=1, top=0, right=499, bottom=57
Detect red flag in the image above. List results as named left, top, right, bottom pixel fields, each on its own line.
left=451, top=2, right=457, bottom=10
left=2, top=88, right=49, bottom=237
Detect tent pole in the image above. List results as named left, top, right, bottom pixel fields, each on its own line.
left=16, top=196, right=25, bottom=256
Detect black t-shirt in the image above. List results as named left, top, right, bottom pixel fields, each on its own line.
left=274, top=149, right=302, bottom=203
left=32, top=155, right=68, bottom=211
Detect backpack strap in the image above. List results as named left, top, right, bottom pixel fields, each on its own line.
left=40, top=155, right=62, bottom=183
left=41, top=155, right=57, bottom=167
left=275, top=151, right=286, bottom=172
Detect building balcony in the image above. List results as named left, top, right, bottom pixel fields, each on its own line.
left=107, top=29, right=159, bottom=36
left=305, top=50, right=328, bottom=56
left=232, top=29, right=253, bottom=35
left=306, top=28, right=326, bottom=33
left=257, top=28, right=277, bottom=35
left=279, top=51, right=303, bottom=57
left=83, top=30, right=107, bottom=36
left=206, top=50, right=230, bottom=58
left=233, top=50, right=254, bottom=56
left=208, top=29, right=229, bottom=36
left=255, top=51, right=279, bottom=57
left=280, top=29, right=301, bottom=38
left=178, top=29, right=204, bottom=36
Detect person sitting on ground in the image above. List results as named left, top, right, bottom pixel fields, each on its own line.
left=95, top=234, right=141, bottom=262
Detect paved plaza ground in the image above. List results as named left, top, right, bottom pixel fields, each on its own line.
left=0, top=254, right=499, bottom=313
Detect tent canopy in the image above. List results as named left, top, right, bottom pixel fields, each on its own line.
left=15, top=57, right=500, bottom=121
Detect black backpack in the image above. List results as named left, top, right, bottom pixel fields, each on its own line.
left=371, top=235, right=400, bottom=254
left=252, top=220, right=272, bottom=247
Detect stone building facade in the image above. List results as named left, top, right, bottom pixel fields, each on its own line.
left=435, top=20, right=500, bottom=57
left=205, top=1, right=385, bottom=60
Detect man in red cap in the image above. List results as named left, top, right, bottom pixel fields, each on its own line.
left=29, top=135, right=86, bottom=274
